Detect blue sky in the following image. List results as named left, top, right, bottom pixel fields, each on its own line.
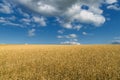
left=0, top=0, right=120, bottom=44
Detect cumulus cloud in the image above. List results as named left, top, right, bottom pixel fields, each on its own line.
left=14, top=0, right=119, bottom=28
left=71, top=9, right=105, bottom=26
left=62, top=22, right=73, bottom=29
left=33, top=16, right=46, bottom=26
left=28, top=29, right=36, bottom=37
left=65, top=4, right=105, bottom=26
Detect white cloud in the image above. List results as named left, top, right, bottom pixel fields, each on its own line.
left=20, top=18, right=32, bottom=25
left=62, top=22, right=73, bottom=29
left=82, top=32, right=88, bottom=35
left=112, top=40, right=120, bottom=44
left=0, top=17, right=7, bottom=23
left=0, top=16, right=16, bottom=22
left=0, top=16, right=23, bottom=27
left=8, top=16, right=16, bottom=21
left=57, top=33, right=79, bottom=45
left=111, top=36, right=120, bottom=44
left=73, top=25, right=82, bottom=31
left=15, top=0, right=119, bottom=28
left=64, top=4, right=105, bottom=26
left=57, top=35, right=64, bottom=39
left=58, top=30, right=64, bottom=34
left=56, top=17, right=63, bottom=24
left=73, top=39, right=78, bottom=42
left=28, top=29, right=36, bottom=37
left=5, top=22, right=21, bottom=26
left=61, top=41, right=80, bottom=45
left=3, top=21, right=22, bottom=27
left=0, top=1, right=12, bottom=14
left=62, top=21, right=82, bottom=30
left=71, top=9, right=105, bottom=26
left=106, top=0, right=117, bottom=4
left=107, top=4, right=120, bottom=10
left=57, top=34, right=77, bottom=39
left=66, top=34, right=77, bottom=38
left=37, top=1, right=57, bottom=15
left=33, top=16, right=46, bottom=26
left=21, top=18, right=31, bottom=23
left=17, top=8, right=30, bottom=18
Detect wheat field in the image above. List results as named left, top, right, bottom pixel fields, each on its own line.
left=0, top=45, right=120, bottom=80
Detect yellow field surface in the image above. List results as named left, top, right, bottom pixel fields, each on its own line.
left=0, top=45, right=120, bottom=80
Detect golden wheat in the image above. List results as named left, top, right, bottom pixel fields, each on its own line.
left=0, top=45, right=120, bottom=80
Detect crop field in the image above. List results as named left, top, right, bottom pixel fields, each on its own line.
left=0, top=45, right=120, bottom=80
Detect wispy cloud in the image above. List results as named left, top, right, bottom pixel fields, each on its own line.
left=106, top=0, right=117, bottom=4
left=58, top=30, right=64, bottom=34
left=0, top=17, right=22, bottom=27
left=107, top=4, right=120, bottom=11
left=0, top=0, right=13, bottom=14
left=57, top=34, right=77, bottom=39
left=17, top=8, right=30, bottom=18
left=0, top=17, right=7, bottom=23
left=73, top=25, right=82, bottom=31
left=82, top=32, right=88, bottom=36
